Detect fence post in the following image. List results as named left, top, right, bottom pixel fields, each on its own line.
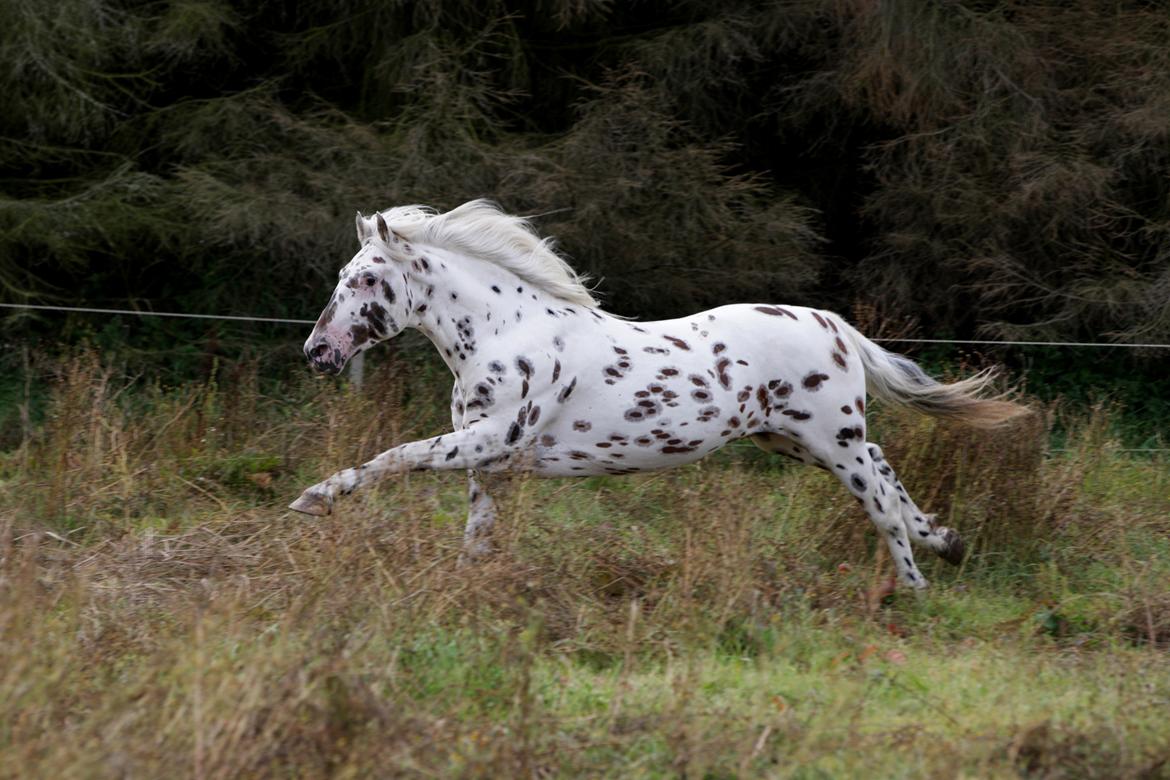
left=349, top=350, right=365, bottom=391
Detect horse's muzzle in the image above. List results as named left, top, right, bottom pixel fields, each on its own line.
left=305, top=339, right=344, bottom=375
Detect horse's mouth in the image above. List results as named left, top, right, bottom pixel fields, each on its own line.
left=308, top=361, right=344, bottom=377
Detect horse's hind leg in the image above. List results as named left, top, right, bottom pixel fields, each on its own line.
left=752, top=432, right=831, bottom=470
left=789, top=430, right=929, bottom=588
left=867, top=444, right=965, bottom=565
left=757, top=430, right=926, bottom=587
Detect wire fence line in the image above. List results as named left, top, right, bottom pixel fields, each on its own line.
left=0, top=302, right=315, bottom=326
left=2, top=301, right=1166, bottom=453
left=4, top=301, right=1170, bottom=350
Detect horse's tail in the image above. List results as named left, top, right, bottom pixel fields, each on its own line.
left=835, top=318, right=1029, bottom=429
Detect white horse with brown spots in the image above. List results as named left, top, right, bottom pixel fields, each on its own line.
left=291, top=200, right=1027, bottom=588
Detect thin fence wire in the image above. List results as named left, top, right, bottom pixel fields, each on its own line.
left=0, top=302, right=315, bottom=325
left=1048, top=449, right=1169, bottom=453
left=873, top=337, right=1170, bottom=349
left=2, top=301, right=1167, bottom=453
left=4, top=301, right=1170, bottom=349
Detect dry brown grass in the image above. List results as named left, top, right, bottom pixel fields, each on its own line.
left=2, top=352, right=1169, bottom=777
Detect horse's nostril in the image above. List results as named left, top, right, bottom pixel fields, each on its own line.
left=309, top=342, right=329, bottom=360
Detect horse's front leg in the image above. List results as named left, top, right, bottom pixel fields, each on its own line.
left=460, top=470, right=502, bottom=563
left=289, top=427, right=514, bottom=516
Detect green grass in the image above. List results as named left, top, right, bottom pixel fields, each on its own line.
left=1, top=353, right=1169, bottom=778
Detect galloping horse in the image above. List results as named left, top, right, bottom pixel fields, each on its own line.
left=290, top=200, right=1026, bottom=588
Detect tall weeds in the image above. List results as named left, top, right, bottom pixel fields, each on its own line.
left=1, top=355, right=1168, bottom=776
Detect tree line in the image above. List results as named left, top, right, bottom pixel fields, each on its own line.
left=3, top=0, right=1168, bottom=363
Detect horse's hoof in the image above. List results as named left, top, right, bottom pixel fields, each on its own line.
left=937, top=528, right=966, bottom=566
left=289, top=490, right=332, bottom=516
left=457, top=540, right=493, bottom=568
left=898, top=570, right=929, bottom=591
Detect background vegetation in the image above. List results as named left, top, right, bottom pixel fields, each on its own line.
left=4, top=1, right=1169, bottom=334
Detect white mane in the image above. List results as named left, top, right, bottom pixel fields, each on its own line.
left=369, top=200, right=600, bottom=308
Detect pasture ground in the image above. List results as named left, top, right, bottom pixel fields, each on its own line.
left=2, top=353, right=1169, bottom=778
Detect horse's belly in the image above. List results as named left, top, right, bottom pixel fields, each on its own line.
left=528, top=416, right=748, bottom=477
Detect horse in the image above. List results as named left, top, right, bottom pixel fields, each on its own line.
left=290, top=200, right=1027, bottom=589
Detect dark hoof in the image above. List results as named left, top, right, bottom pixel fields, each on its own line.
left=289, top=490, right=332, bottom=516
left=937, top=528, right=966, bottom=566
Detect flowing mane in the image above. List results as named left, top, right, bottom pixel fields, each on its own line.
left=370, top=200, right=600, bottom=308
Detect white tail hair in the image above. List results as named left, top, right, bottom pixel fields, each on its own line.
left=836, top=319, right=1029, bottom=428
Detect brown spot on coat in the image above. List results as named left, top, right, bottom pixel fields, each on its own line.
left=768, top=379, right=793, bottom=398
left=350, top=324, right=371, bottom=348
left=802, top=371, right=830, bottom=391
left=716, top=358, right=732, bottom=390
left=754, top=305, right=798, bottom=320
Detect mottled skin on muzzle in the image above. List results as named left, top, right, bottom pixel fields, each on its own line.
left=304, top=339, right=346, bottom=375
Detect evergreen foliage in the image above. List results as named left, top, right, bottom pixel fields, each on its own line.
left=2, top=1, right=1167, bottom=353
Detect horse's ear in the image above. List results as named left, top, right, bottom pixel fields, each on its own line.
left=355, top=211, right=371, bottom=244
left=375, top=213, right=392, bottom=244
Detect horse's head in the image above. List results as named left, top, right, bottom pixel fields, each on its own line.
left=303, top=212, right=411, bottom=375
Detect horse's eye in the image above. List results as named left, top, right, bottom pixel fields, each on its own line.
left=363, top=274, right=377, bottom=287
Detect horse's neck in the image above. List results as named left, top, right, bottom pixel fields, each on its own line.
left=405, top=247, right=563, bottom=376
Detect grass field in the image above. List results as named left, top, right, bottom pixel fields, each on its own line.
left=2, top=353, right=1169, bottom=778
